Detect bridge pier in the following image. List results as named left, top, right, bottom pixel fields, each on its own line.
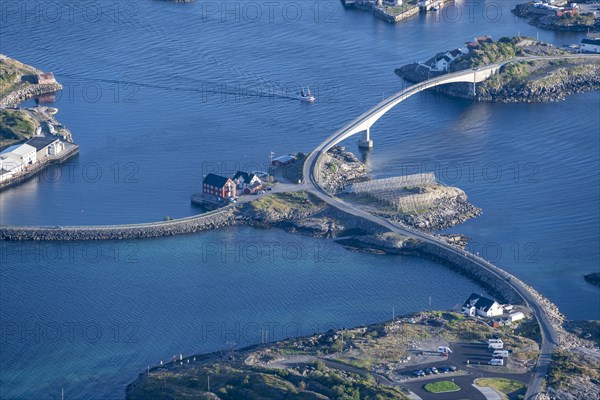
left=358, top=127, right=373, bottom=149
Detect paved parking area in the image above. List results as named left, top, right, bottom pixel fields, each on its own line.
left=397, top=342, right=531, bottom=400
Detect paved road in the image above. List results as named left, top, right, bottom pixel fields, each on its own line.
left=302, top=54, right=599, bottom=400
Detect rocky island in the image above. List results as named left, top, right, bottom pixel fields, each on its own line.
left=395, top=36, right=600, bottom=102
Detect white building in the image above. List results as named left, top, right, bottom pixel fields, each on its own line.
left=581, top=38, right=600, bottom=54
left=0, top=153, right=25, bottom=182
left=26, top=136, right=64, bottom=159
left=432, top=55, right=452, bottom=71
left=462, top=293, right=504, bottom=318
left=0, top=143, right=37, bottom=165
left=508, top=312, right=525, bottom=322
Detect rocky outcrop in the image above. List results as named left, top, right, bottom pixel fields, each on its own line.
left=391, top=187, right=482, bottom=232
left=477, top=61, right=600, bottom=102
left=318, top=146, right=369, bottom=194
left=0, top=83, right=63, bottom=108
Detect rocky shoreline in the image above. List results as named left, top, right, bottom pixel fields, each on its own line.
left=0, top=82, right=63, bottom=108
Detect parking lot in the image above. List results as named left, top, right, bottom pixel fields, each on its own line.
left=397, top=342, right=531, bottom=399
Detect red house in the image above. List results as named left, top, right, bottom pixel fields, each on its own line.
left=202, top=173, right=236, bottom=199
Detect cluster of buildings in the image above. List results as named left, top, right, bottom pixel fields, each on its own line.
left=200, top=154, right=297, bottom=203
left=427, top=36, right=493, bottom=72
left=0, top=136, right=65, bottom=183
left=530, top=0, right=580, bottom=17
left=460, top=293, right=525, bottom=327
left=202, top=171, right=266, bottom=202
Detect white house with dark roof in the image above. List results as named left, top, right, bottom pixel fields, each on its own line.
left=432, top=55, right=452, bottom=71
left=461, top=293, right=503, bottom=318
left=0, top=143, right=37, bottom=165
left=232, top=171, right=262, bottom=189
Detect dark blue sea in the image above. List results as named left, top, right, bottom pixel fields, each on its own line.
left=0, top=0, right=598, bottom=398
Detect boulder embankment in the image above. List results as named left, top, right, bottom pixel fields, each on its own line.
left=0, top=83, right=63, bottom=108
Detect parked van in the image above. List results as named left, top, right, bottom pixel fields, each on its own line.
left=488, top=338, right=503, bottom=345
left=493, top=350, right=509, bottom=358
left=488, top=342, right=504, bottom=350
left=488, top=358, right=504, bottom=366
left=438, top=346, right=452, bottom=354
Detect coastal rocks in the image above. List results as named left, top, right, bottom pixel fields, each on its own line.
left=0, top=83, right=63, bottom=108
left=478, top=62, right=600, bottom=103
left=392, top=187, right=482, bottom=232
left=319, top=146, right=369, bottom=193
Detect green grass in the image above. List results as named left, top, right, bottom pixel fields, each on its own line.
left=424, top=381, right=461, bottom=393
left=0, top=109, right=38, bottom=148
left=476, top=378, right=526, bottom=400
left=0, top=56, right=37, bottom=96
left=250, top=191, right=322, bottom=213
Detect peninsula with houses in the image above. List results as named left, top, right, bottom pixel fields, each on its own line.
left=395, top=35, right=600, bottom=102
left=0, top=55, right=78, bottom=190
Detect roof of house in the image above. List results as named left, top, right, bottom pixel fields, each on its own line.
left=0, top=143, right=36, bottom=157
left=448, top=49, right=462, bottom=58
left=582, top=38, right=600, bottom=45
left=233, top=171, right=260, bottom=184
left=463, top=293, right=498, bottom=312
left=26, top=136, right=60, bottom=151
left=203, top=173, right=231, bottom=188
left=475, top=35, right=493, bottom=44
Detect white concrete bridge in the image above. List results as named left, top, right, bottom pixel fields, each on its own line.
left=309, top=54, right=599, bottom=151
left=304, top=53, right=600, bottom=400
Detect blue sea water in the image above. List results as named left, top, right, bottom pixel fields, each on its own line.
left=0, top=0, right=598, bottom=398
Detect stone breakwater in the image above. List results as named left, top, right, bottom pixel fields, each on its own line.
left=336, top=232, right=523, bottom=305
left=0, top=194, right=387, bottom=241
left=0, top=208, right=239, bottom=241
left=0, top=83, right=63, bottom=108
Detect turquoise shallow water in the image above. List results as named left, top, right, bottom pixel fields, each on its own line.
left=0, top=0, right=598, bottom=398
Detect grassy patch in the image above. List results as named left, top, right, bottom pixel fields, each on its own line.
left=424, top=381, right=460, bottom=393
left=250, top=192, right=322, bottom=213
left=477, top=378, right=526, bottom=400
left=0, top=56, right=36, bottom=96
left=0, top=109, right=38, bottom=148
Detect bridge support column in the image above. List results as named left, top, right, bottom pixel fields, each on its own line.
left=358, top=127, right=373, bottom=149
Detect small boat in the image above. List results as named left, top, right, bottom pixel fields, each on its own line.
left=299, top=87, right=315, bottom=102
left=432, top=4, right=440, bottom=11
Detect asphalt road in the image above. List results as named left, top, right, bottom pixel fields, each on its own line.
left=301, top=54, right=600, bottom=400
